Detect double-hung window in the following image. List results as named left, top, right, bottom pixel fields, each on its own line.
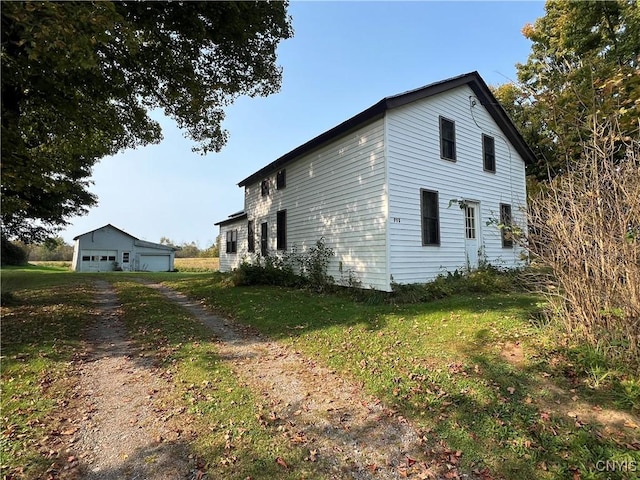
left=276, top=210, right=286, bottom=250
left=247, top=220, right=255, bottom=253
left=261, top=179, right=269, bottom=197
left=483, top=134, right=496, bottom=172
left=276, top=169, right=286, bottom=189
left=260, top=222, right=268, bottom=256
left=226, top=229, right=238, bottom=253
left=500, top=203, right=513, bottom=248
left=421, top=189, right=440, bottom=246
left=440, top=117, right=456, bottom=161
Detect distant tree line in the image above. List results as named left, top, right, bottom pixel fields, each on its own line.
left=159, top=237, right=219, bottom=258
left=1, top=236, right=219, bottom=266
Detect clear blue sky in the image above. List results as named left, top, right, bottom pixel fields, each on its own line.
left=60, top=0, right=546, bottom=248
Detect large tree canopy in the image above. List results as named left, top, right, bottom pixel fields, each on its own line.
left=494, top=0, right=639, bottom=182
left=1, top=1, right=292, bottom=241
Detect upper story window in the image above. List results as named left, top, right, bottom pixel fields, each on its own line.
left=421, top=189, right=440, bottom=246
left=276, top=169, right=286, bottom=189
left=226, top=229, right=238, bottom=253
left=261, top=179, right=269, bottom=197
left=483, top=134, right=496, bottom=172
left=439, top=116, right=456, bottom=161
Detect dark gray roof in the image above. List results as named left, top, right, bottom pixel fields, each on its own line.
left=238, top=71, right=536, bottom=187
left=214, top=211, right=248, bottom=227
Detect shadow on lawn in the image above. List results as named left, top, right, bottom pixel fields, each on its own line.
left=0, top=277, right=94, bottom=362
left=385, top=339, right=639, bottom=479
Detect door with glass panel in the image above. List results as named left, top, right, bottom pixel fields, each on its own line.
left=463, top=202, right=480, bottom=269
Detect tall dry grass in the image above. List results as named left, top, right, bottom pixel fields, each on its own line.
left=528, top=118, right=640, bottom=367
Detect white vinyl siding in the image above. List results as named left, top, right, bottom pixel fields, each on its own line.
left=218, top=219, right=247, bottom=272
left=386, top=85, right=527, bottom=284
left=78, top=250, right=118, bottom=272
left=244, top=118, right=388, bottom=289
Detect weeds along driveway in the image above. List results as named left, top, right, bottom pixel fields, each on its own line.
left=138, top=281, right=439, bottom=479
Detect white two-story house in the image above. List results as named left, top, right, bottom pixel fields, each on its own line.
left=216, top=72, right=533, bottom=291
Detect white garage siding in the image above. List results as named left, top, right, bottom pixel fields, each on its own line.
left=79, top=250, right=118, bottom=272
left=72, top=224, right=176, bottom=272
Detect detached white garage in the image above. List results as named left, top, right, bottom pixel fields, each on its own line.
left=72, top=224, right=176, bottom=272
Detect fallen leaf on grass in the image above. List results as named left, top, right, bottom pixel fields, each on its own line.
left=275, top=456, right=289, bottom=469
left=624, top=419, right=639, bottom=429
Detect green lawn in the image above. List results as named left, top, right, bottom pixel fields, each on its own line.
left=164, top=273, right=640, bottom=480
left=1, top=265, right=95, bottom=477
left=2, top=266, right=638, bottom=479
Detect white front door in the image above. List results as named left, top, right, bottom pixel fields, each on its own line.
left=464, top=202, right=480, bottom=269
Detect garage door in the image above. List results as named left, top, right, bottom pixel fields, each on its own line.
left=80, top=250, right=117, bottom=272
left=138, top=254, right=171, bottom=272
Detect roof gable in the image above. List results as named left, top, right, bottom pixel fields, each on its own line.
left=73, top=224, right=138, bottom=241
left=73, top=224, right=176, bottom=251
left=238, top=72, right=536, bottom=187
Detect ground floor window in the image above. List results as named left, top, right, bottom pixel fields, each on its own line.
left=261, top=222, right=268, bottom=256
left=247, top=220, right=255, bottom=253
left=226, top=229, right=238, bottom=253
left=500, top=203, right=513, bottom=248
left=421, top=189, right=440, bottom=245
left=277, top=210, right=286, bottom=250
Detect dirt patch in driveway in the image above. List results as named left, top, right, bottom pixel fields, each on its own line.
left=66, top=281, right=198, bottom=480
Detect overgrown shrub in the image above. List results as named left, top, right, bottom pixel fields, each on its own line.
left=297, top=237, right=335, bottom=292
left=527, top=118, right=640, bottom=369
left=389, top=265, right=521, bottom=304
left=1, top=236, right=28, bottom=265
left=230, top=238, right=336, bottom=291
left=231, top=254, right=300, bottom=287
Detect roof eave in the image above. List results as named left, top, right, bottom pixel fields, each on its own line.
left=236, top=71, right=537, bottom=188
left=214, top=212, right=248, bottom=227
left=73, top=223, right=138, bottom=241
left=238, top=100, right=388, bottom=187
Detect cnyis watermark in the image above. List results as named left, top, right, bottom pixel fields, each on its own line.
left=595, top=459, right=638, bottom=473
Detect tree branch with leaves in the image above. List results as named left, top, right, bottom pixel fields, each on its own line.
left=1, top=1, right=292, bottom=241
